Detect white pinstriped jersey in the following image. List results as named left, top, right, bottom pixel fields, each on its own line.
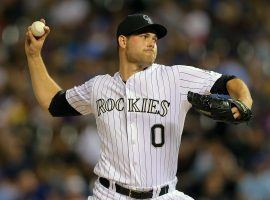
left=66, top=63, right=221, bottom=189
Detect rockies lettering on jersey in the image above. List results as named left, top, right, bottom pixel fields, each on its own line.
left=96, top=98, right=170, bottom=117
left=65, top=63, right=222, bottom=188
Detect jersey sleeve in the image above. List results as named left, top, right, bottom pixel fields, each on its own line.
left=170, top=65, right=222, bottom=113
left=65, top=78, right=95, bottom=115
left=172, top=65, right=222, bottom=95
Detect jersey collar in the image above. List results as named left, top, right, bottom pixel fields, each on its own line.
left=113, top=63, right=158, bottom=83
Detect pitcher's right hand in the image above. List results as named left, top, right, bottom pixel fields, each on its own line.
left=25, top=18, right=50, bottom=58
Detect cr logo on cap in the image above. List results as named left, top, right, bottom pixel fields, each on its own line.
left=143, top=15, right=152, bottom=24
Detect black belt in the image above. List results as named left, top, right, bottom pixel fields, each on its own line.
left=99, top=177, right=169, bottom=199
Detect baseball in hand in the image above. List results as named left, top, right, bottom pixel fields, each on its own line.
left=31, top=21, right=45, bottom=37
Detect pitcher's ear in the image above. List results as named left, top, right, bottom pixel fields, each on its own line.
left=118, top=35, right=127, bottom=48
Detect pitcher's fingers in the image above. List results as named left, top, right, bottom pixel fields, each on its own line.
left=37, top=26, right=50, bottom=42
left=41, top=26, right=50, bottom=40
left=44, top=26, right=50, bottom=34
left=27, top=26, right=34, bottom=37
left=231, top=107, right=238, bottom=113
left=27, top=29, right=37, bottom=43
left=233, top=112, right=240, bottom=119
left=25, top=30, right=33, bottom=42
left=25, top=31, right=31, bottom=44
left=40, top=18, right=46, bottom=24
left=231, top=107, right=240, bottom=119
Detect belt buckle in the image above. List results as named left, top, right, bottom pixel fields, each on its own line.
left=129, top=189, right=141, bottom=198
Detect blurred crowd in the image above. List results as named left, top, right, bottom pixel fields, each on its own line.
left=0, top=0, right=270, bottom=199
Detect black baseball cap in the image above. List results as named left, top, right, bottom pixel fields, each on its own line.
left=116, top=14, right=167, bottom=39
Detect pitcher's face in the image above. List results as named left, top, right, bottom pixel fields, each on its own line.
left=125, top=32, right=158, bottom=67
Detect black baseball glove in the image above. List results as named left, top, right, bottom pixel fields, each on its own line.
left=187, top=91, right=252, bottom=124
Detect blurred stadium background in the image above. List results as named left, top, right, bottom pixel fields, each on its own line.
left=0, top=0, right=270, bottom=199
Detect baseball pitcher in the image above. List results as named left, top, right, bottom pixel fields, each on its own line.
left=25, top=14, right=253, bottom=200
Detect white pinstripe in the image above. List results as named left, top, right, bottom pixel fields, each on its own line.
left=66, top=63, right=221, bottom=199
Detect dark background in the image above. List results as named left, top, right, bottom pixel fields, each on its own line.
left=0, top=0, right=269, bottom=199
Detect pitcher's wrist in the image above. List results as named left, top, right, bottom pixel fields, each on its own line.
left=27, top=53, right=42, bottom=60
